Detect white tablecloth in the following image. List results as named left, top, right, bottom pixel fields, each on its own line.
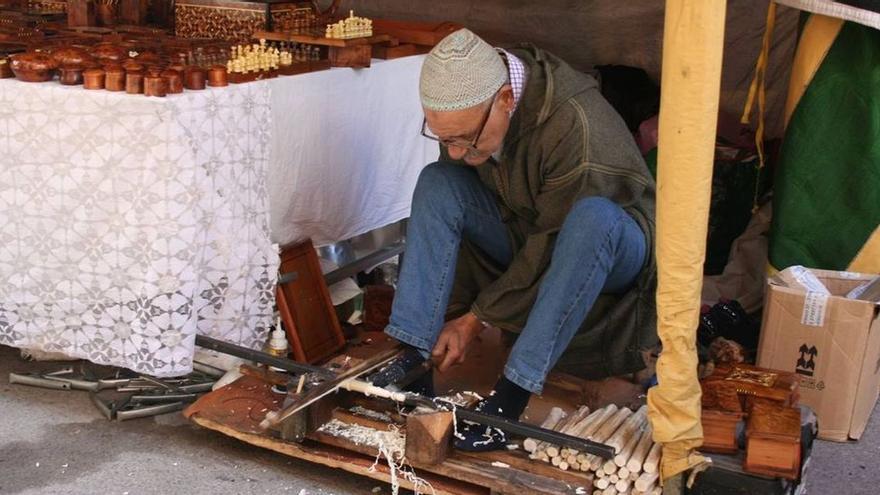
left=268, top=55, right=436, bottom=246
left=0, top=56, right=435, bottom=375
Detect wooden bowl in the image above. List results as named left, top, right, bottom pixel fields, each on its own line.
left=10, top=52, right=58, bottom=82
left=50, top=47, right=93, bottom=68
left=58, top=64, right=85, bottom=85
left=91, top=43, right=126, bottom=64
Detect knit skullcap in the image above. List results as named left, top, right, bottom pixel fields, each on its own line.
left=419, top=28, right=508, bottom=112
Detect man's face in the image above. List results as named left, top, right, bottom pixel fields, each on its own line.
left=424, top=85, right=515, bottom=166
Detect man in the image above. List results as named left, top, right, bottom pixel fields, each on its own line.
left=369, top=29, right=657, bottom=451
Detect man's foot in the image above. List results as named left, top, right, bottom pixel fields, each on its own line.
left=454, top=377, right=531, bottom=452
left=366, top=345, right=427, bottom=388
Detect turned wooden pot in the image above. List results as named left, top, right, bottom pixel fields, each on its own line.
left=125, top=69, right=144, bottom=94
left=10, top=52, right=58, bottom=82
left=58, top=64, right=85, bottom=85
left=162, top=69, right=183, bottom=94
left=0, top=58, right=15, bottom=78
left=92, top=43, right=126, bottom=64
left=143, top=74, right=167, bottom=97
left=183, top=66, right=206, bottom=90
left=207, top=65, right=228, bottom=87
left=51, top=47, right=94, bottom=68
left=104, top=65, right=126, bottom=91
left=83, top=67, right=105, bottom=89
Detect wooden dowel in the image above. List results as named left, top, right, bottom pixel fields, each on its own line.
left=603, top=460, right=618, bottom=474
left=559, top=461, right=570, bottom=471
left=635, top=472, right=659, bottom=492
left=618, top=466, right=631, bottom=479
left=614, top=418, right=648, bottom=467
left=582, top=406, right=634, bottom=470
left=606, top=406, right=647, bottom=455
left=609, top=474, right=619, bottom=484
left=629, top=471, right=640, bottom=482
left=595, top=478, right=610, bottom=490
left=602, top=486, right=616, bottom=495
left=643, top=443, right=662, bottom=474
left=626, top=425, right=654, bottom=473
left=524, top=407, right=566, bottom=453
left=651, top=486, right=662, bottom=495
left=616, top=478, right=632, bottom=493
left=545, top=406, right=591, bottom=458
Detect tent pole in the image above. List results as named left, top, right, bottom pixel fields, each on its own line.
left=647, top=0, right=728, bottom=483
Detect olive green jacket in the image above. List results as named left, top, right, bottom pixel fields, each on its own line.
left=443, top=45, right=658, bottom=379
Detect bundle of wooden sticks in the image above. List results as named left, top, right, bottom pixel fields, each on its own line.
left=524, top=405, right=662, bottom=495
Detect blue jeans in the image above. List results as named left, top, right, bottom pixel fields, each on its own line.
left=386, top=162, right=647, bottom=394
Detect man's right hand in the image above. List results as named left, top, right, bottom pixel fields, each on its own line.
left=432, top=312, right=485, bottom=373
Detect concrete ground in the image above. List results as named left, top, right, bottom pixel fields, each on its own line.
left=2, top=343, right=879, bottom=495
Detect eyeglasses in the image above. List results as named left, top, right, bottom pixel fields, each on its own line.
left=420, top=92, right=498, bottom=152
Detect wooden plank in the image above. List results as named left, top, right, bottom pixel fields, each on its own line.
left=458, top=449, right=594, bottom=488
left=192, top=415, right=483, bottom=495
left=253, top=30, right=391, bottom=47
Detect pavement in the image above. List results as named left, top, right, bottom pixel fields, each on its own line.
left=2, top=343, right=880, bottom=495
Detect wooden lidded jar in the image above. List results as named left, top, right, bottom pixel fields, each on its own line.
left=183, top=66, right=206, bottom=90
left=105, top=64, right=125, bottom=91
left=125, top=68, right=144, bottom=94
left=162, top=69, right=183, bottom=94
left=207, top=65, right=228, bottom=87
left=83, top=67, right=105, bottom=89
left=58, top=64, right=85, bottom=85
left=143, top=74, right=167, bottom=97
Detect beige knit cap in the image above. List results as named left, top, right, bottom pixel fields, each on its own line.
left=419, top=28, right=508, bottom=112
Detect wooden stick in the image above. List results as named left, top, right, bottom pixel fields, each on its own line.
left=546, top=406, right=591, bottom=458
left=614, top=418, right=648, bottom=467
left=603, top=460, right=618, bottom=474
left=606, top=406, right=647, bottom=455
left=609, top=474, right=619, bottom=484
left=629, top=471, right=640, bottom=482
left=602, top=487, right=616, bottom=495
left=559, top=461, right=570, bottom=471
left=570, top=461, right=580, bottom=471
left=538, top=406, right=589, bottom=458
left=595, top=478, right=610, bottom=490
left=593, top=491, right=603, bottom=495
left=616, top=478, right=632, bottom=493
left=524, top=407, right=567, bottom=453
left=618, top=466, right=631, bottom=479
left=643, top=443, right=662, bottom=474
left=651, top=486, right=662, bottom=495
left=582, top=407, right=634, bottom=470
left=635, top=472, right=659, bottom=492
left=626, top=424, right=654, bottom=473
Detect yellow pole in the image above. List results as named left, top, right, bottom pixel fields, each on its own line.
left=646, top=0, right=727, bottom=481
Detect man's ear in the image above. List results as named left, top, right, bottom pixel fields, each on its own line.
left=498, top=84, right=515, bottom=114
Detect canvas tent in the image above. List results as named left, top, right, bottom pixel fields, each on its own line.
left=343, top=0, right=880, bottom=483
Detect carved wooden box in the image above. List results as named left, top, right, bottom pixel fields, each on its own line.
left=174, top=0, right=311, bottom=41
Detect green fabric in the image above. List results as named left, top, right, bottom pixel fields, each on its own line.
left=770, top=21, right=880, bottom=270
left=442, top=44, right=658, bottom=379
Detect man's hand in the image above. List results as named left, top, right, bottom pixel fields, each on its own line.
left=432, top=312, right=485, bottom=373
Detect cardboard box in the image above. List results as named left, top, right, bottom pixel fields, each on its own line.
left=757, top=268, right=880, bottom=441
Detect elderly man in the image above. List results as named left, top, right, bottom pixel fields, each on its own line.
left=370, top=29, right=656, bottom=451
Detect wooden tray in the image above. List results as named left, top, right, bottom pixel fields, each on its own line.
left=227, top=68, right=278, bottom=84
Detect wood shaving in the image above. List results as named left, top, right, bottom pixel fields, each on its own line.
left=349, top=406, right=393, bottom=423
left=490, top=461, right=510, bottom=468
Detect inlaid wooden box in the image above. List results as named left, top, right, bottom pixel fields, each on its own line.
left=175, top=0, right=312, bottom=41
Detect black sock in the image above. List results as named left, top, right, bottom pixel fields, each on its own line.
left=366, top=345, right=427, bottom=388
left=454, top=376, right=532, bottom=452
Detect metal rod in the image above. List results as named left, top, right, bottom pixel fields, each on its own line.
left=411, top=396, right=616, bottom=459
left=323, top=241, right=405, bottom=286
left=194, top=335, right=332, bottom=377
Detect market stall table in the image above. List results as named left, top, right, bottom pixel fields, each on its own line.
left=0, top=55, right=436, bottom=376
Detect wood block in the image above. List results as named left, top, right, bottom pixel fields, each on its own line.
left=276, top=239, right=345, bottom=364
left=328, top=44, right=371, bottom=68
left=701, top=409, right=743, bottom=454
left=67, top=0, right=96, bottom=27
left=743, top=400, right=801, bottom=480
left=372, top=42, right=417, bottom=60
left=118, top=0, right=146, bottom=25
left=405, top=412, right=454, bottom=465
left=363, top=284, right=394, bottom=332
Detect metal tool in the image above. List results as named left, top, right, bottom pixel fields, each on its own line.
left=9, top=373, right=72, bottom=390
left=42, top=375, right=101, bottom=392
left=130, top=393, right=199, bottom=404
left=195, top=335, right=333, bottom=377
left=116, top=401, right=186, bottom=421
